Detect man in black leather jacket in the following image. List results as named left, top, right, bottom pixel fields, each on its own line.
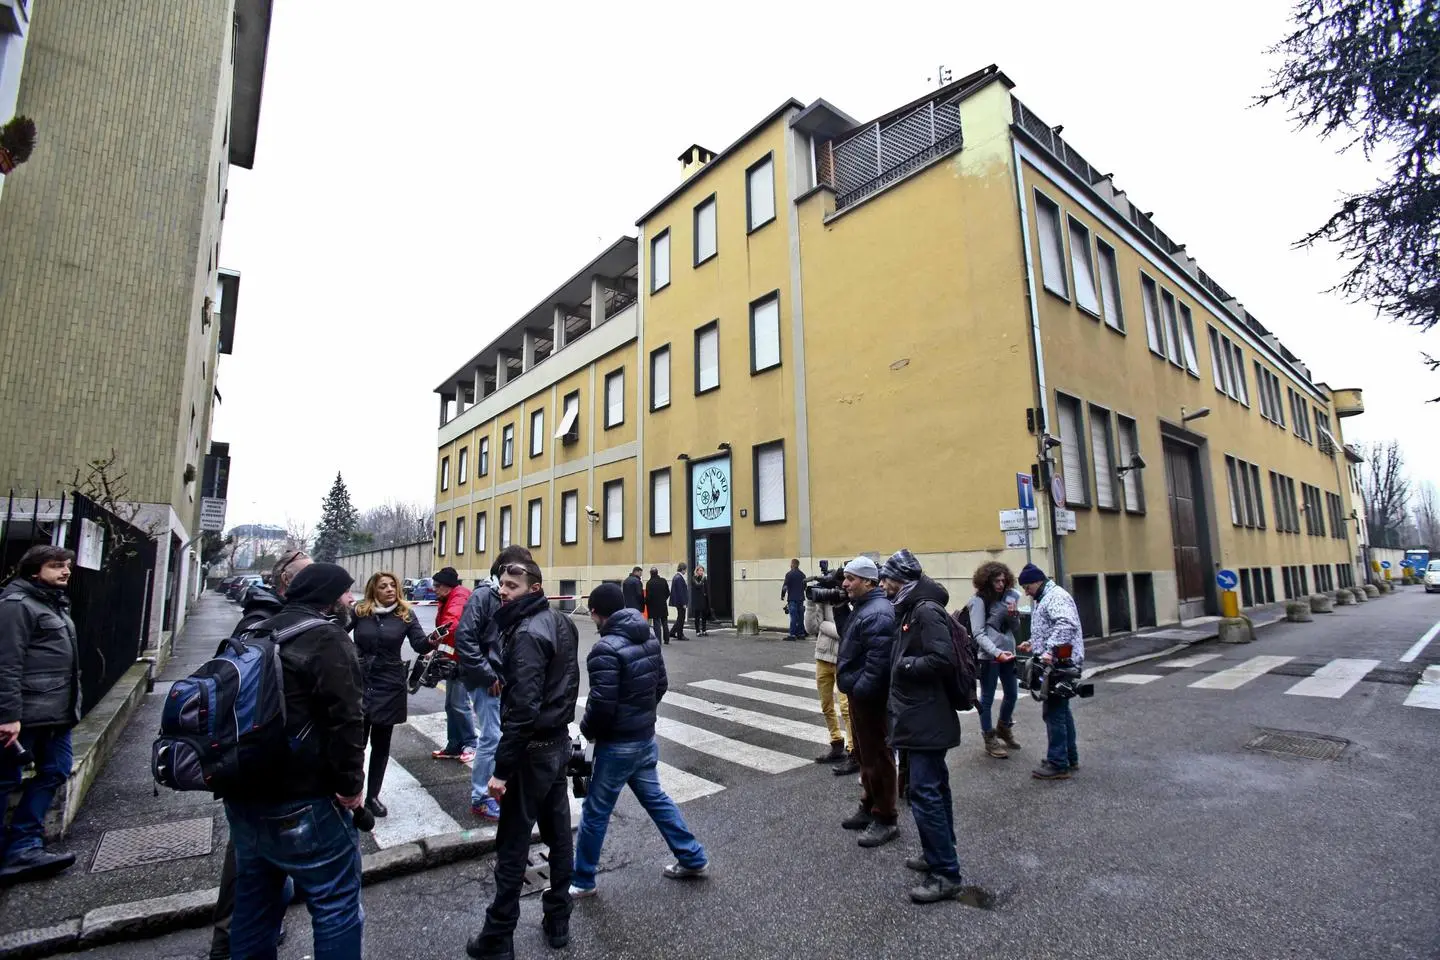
left=467, top=560, right=580, bottom=960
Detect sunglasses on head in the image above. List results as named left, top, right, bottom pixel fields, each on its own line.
left=275, top=551, right=306, bottom=578
left=501, top=564, right=535, bottom=578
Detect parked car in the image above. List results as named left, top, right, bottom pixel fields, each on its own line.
left=1425, top=560, right=1440, bottom=594
left=402, top=578, right=417, bottom=601
left=410, top=577, right=437, bottom=602
left=214, top=576, right=241, bottom=593
left=227, top=575, right=263, bottom=601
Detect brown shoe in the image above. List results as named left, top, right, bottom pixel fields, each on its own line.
left=982, top=731, right=1009, bottom=759
left=997, top=723, right=1022, bottom=750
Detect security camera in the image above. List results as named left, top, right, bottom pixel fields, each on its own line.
left=1042, top=435, right=1062, bottom=450
left=585, top=506, right=600, bottom=524
left=1130, top=454, right=1146, bottom=471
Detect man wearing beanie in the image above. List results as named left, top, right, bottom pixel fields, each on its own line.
left=430, top=567, right=476, bottom=763
left=1016, top=564, right=1083, bottom=780
left=570, top=583, right=708, bottom=899
left=836, top=556, right=900, bottom=848
left=222, top=562, right=368, bottom=959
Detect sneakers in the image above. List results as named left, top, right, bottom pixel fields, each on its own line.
left=663, top=861, right=709, bottom=880
left=432, top=748, right=461, bottom=760
left=0, top=847, right=76, bottom=884
left=832, top=754, right=860, bottom=776
left=841, top=804, right=873, bottom=830
left=568, top=884, right=597, bottom=899
left=457, top=748, right=476, bottom=764
left=814, top=740, right=847, bottom=764
left=542, top=915, right=569, bottom=949
left=904, top=855, right=930, bottom=873
left=471, top=797, right=501, bottom=821
left=857, top=822, right=899, bottom=848
left=1032, top=762, right=1071, bottom=780
left=910, top=873, right=965, bottom=903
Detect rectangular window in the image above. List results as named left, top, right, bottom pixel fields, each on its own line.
left=746, top=154, right=775, bottom=232
left=1159, top=289, right=1181, bottom=366
left=1068, top=217, right=1100, bottom=315
left=527, top=498, right=542, bottom=548
left=1226, top=457, right=1243, bottom=526
left=436, top=521, right=447, bottom=557
left=1089, top=406, right=1116, bottom=509
left=650, top=346, right=671, bottom=410
left=1140, top=274, right=1164, bottom=356
left=458, top=448, right=469, bottom=485
left=500, top=506, right=512, bottom=547
left=1096, top=239, right=1124, bottom=331
left=1209, top=327, right=1232, bottom=396
left=1116, top=415, right=1144, bottom=512
left=750, top=293, right=781, bottom=374
left=561, top=491, right=578, bottom=545
left=694, top=195, right=717, bottom=265
left=695, top=321, right=719, bottom=394
left=651, top=469, right=672, bottom=535
left=1177, top=303, right=1199, bottom=376
left=1270, top=472, right=1284, bottom=531
left=1056, top=393, right=1089, bottom=507
left=1228, top=343, right=1249, bottom=406
left=650, top=230, right=670, bottom=292
left=605, top=369, right=624, bottom=428
left=1034, top=191, right=1068, bottom=299
left=529, top=409, right=544, bottom=458
left=440, top=457, right=450, bottom=492
left=754, top=441, right=787, bottom=524
left=455, top=516, right=466, bottom=555
left=603, top=479, right=624, bottom=541
left=1250, top=463, right=1266, bottom=529
left=502, top=425, right=514, bottom=467
left=557, top=391, right=580, bottom=444
left=476, top=512, right=487, bottom=553
left=479, top=437, right=490, bottom=476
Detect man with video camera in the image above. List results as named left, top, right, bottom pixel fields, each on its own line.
left=1016, top=564, right=1084, bottom=780
left=804, top=561, right=853, bottom=767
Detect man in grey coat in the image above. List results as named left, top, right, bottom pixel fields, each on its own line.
left=0, top=545, right=81, bottom=883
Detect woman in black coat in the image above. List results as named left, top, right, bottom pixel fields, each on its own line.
left=351, top=571, right=429, bottom=818
left=691, top=565, right=711, bottom=636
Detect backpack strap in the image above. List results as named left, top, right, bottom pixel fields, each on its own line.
left=268, top=618, right=333, bottom=644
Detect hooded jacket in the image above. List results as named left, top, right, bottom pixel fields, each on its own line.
left=455, top=578, right=504, bottom=691
left=805, top=599, right=842, bottom=664
left=890, top=576, right=961, bottom=751
left=0, top=578, right=80, bottom=728
left=236, top=583, right=284, bottom=633
left=580, top=608, right=667, bottom=743
left=435, top=583, right=472, bottom=659
left=836, top=587, right=896, bottom=703
left=492, top=592, right=580, bottom=782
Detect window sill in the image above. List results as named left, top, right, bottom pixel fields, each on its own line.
left=603, top=421, right=624, bottom=431
left=651, top=281, right=670, bottom=296
left=1077, top=304, right=1103, bottom=322
left=1043, top=286, right=1070, bottom=305
left=1095, top=504, right=1121, bottom=514
left=695, top=384, right=720, bottom=397
left=694, top=252, right=717, bottom=269
left=1103, top=322, right=1126, bottom=336
left=750, top=362, right=782, bottom=377
left=651, top=401, right=671, bottom=413
left=747, top=216, right=776, bottom=236
left=651, top=530, right=674, bottom=538
left=754, top=517, right=786, bottom=526
left=1122, top=507, right=1147, bottom=517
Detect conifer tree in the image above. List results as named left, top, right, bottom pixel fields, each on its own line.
left=313, top=472, right=360, bottom=562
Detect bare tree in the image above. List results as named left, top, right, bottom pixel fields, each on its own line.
left=1360, top=440, right=1411, bottom=548
left=283, top=516, right=312, bottom=555
left=355, top=499, right=433, bottom=548
left=1413, top=482, right=1440, bottom=551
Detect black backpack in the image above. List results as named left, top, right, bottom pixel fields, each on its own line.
left=907, top=600, right=978, bottom=711
left=152, top=617, right=328, bottom=795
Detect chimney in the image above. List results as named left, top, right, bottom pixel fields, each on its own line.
left=678, top=144, right=716, bottom=180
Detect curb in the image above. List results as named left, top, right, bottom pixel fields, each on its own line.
left=1082, top=613, right=1287, bottom=680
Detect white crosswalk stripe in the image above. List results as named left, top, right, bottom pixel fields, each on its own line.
left=1188, top=656, right=1294, bottom=690
left=1403, top=666, right=1440, bottom=709
left=688, top=679, right=823, bottom=713
left=1160, top=653, right=1221, bottom=669
left=653, top=717, right=809, bottom=773
left=1285, top=659, right=1380, bottom=699
left=411, top=711, right=583, bottom=819
left=361, top=742, right=464, bottom=849
left=782, top=662, right=817, bottom=674
left=662, top=692, right=832, bottom=745
left=1106, top=673, right=1163, bottom=685
left=739, top=669, right=821, bottom=691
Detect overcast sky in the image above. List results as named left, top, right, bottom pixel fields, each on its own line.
left=212, top=0, right=1437, bottom=533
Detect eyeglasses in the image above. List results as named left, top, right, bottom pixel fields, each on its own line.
left=500, top=564, right=536, bottom=578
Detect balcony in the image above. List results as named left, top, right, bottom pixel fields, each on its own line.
left=816, top=94, right=966, bottom=211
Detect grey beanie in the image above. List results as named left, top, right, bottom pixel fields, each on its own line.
left=843, top=555, right=880, bottom=582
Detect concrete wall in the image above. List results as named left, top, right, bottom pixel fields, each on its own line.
left=337, top=540, right=435, bottom=588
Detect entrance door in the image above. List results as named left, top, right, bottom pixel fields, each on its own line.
left=688, top=454, right=733, bottom=622
left=1163, top=441, right=1206, bottom=620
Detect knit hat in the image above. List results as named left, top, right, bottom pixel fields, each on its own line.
left=433, top=567, right=461, bottom=587
left=1018, top=563, right=1047, bottom=586
left=880, top=549, right=922, bottom=583
left=285, top=562, right=354, bottom=609
left=587, top=583, right=626, bottom=618
left=843, top=555, right=880, bottom=582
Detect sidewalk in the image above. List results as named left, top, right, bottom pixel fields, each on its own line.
left=1082, top=601, right=1290, bottom=675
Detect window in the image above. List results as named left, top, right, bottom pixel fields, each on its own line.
left=1096, top=240, right=1124, bottom=331
left=1209, top=327, right=1232, bottom=396
left=527, top=498, right=542, bottom=548
left=603, top=479, right=624, bottom=541
left=651, top=230, right=670, bottom=292
left=650, top=346, right=671, bottom=410
left=1177, top=303, right=1199, bottom=376
left=694, top=195, right=717, bottom=265
left=458, top=447, right=469, bottom=484
left=436, top=520, right=447, bottom=556
left=746, top=154, right=775, bottom=232
left=557, top=391, right=580, bottom=445
left=501, top=424, right=514, bottom=467
left=1159, top=289, right=1181, bottom=366
left=1249, top=463, right=1266, bottom=528
left=500, top=505, right=512, bottom=547
left=455, top=516, right=466, bottom=555
left=1067, top=217, right=1100, bottom=315
left=1056, top=393, right=1089, bottom=507
left=754, top=441, right=786, bottom=524
left=1256, top=363, right=1286, bottom=425
left=476, top=511, right=487, bottom=553
left=1301, top=483, right=1325, bottom=537
left=1271, top=472, right=1301, bottom=533
left=561, top=491, right=578, bottom=545
left=1225, top=456, right=1265, bottom=529
left=440, top=457, right=450, bottom=492
left=1228, top=341, right=1249, bottom=406
left=750, top=293, right=781, bottom=374
left=1327, top=492, right=1346, bottom=540
left=1209, top=328, right=1248, bottom=405
left=651, top=469, right=672, bottom=535
left=1089, top=406, right=1116, bottom=509
left=1034, top=191, right=1068, bottom=299
left=1289, top=390, right=1313, bottom=443
left=1140, top=274, right=1164, bottom=356
left=695, top=321, right=719, bottom=394
left=479, top=436, right=490, bottom=476
left=604, top=369, right=624, bottom=428
left=530, top=409, right=544, bottom=458
left=1116, top=415, right=1144, bottom=512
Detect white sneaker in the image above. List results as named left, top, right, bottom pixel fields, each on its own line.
left=568, top=884, right=597, bottom=899
left=663, top=862, right=709, bottom=880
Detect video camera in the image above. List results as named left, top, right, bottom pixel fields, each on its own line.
left=1020, top=644, right=1095, bottom=701
left=805, top=560, right=847, bottom=606
left=567, top=738, right=593, bottom=799
left=406, top=623, right=457, bottom=694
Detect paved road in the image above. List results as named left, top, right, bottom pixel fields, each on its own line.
left=76, top=590, right=1440, bottom=958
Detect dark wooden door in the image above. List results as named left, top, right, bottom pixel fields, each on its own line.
left=1164, top=443, right=1205, bottom=605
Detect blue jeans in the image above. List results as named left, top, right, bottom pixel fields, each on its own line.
left=788, top=601, right=805, bottom=637
left=468, top=685, right=502, bottom=805
left=572, top=738, right=706, bottom=890
left=0, top=727, right=72, bottom=860
left=444, top=678, right=476, bottom=753
left=1042, top=696, right=1078, bottom=770
left=977, top=659, right=1018, bottom=733
left=224, top=798, right=364, bottom=960
left=906, top=749, right=960, bottom=881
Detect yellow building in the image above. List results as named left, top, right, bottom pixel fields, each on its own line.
left=434, top=64, right=1365, bottom=635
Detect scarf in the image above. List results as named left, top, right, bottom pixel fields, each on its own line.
left=493, top=589, right=549, bottom=634
left=894, top=581, right=918, bottom=606
left=371, top=603, right=397, bottom=615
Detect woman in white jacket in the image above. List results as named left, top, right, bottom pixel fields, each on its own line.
left=805, top=572, right=854, bottom=770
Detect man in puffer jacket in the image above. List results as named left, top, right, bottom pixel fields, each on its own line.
left=835, top=556, right=899, bottom=849
left=570, top=584, right=708, bottom=898
left=804, top=569, right=852, bottom=767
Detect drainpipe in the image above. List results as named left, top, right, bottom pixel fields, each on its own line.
left=1012, top=138, right=1064, bottom=585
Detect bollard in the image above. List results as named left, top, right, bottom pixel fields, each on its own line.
left=1364, top=583, right=1380, bottom=598
left=1217, top=616, right=1253, bottom=643
left=1309, top=593, right=1334, bottom=614
left=1350, top=586, right=1368, bottom=603
left=1335, top=589, right=1356, bottom=606
left=1220, top=590, right=1240, bottom=619
left=1285, top=600, right=1314, bottom=622
left=735, top=612, right=761, bottom=636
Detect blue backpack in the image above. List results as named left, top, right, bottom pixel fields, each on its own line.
left=151, top=617, right=327, bottom=795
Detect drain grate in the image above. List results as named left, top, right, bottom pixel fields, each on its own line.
left=90, top=817, right=214, bottom=873
left=1245, top=729, right=1349, bottom=761
left=519, top=847, right=552, bottom=898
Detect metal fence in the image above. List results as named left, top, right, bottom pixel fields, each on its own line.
left=819, top=95, right=965, bottom=210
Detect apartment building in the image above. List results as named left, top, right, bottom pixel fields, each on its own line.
left=0, top=1, right=271, bottom=649
left=434, top=64, right=1366, bottom=635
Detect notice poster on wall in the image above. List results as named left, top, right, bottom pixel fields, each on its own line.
left=77, top=519, right=104, bottom=571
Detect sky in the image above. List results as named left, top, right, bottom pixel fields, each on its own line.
left=211, top=0, right=1437, bottom=532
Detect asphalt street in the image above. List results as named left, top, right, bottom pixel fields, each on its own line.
left=69, top=588, right=1440, bottom=959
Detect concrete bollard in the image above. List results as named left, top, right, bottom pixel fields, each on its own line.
left=1286, top=600, right=1314, bottom=622
left=735, top=612, right=761, bottom=636
left=1309, top=593, right=1335, bottom=614
left=1379, top=581, right=1394, bottom=593
left=1350, top=586, right=1368, bottom=603
left=1217, top=616, right=1254, bottom=643
left=1335, top=589, right=1356, bottom=606
left=1364, top=584, right=1380, bottom=598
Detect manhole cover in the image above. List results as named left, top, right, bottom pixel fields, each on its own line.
left=1245, top=729, right=1349, bottom=761
left=519, top=848, right=551, bottom=898
left=90, top=817, right=214, bottom=873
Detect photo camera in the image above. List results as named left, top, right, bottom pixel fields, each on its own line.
left=406, top=623, right=457, bottom=694
left=1020, top=644, right=1095, bottom=701
left=567, top=738, right=593, bottom=799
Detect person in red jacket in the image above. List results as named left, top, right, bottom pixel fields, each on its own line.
left=431, top=568, right=475, bottom=762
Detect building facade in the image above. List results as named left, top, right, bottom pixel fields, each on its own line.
left=0, top=1, right=271, bottom=649
left=434, top=65, right=1366, bottom=634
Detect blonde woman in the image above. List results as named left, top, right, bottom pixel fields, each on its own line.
left=351, top=572, right=429, bottom=817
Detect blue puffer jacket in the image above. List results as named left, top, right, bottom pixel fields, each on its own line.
left=836, top=587, right=897, bottom=704
left=579, top=608, right=668, bottom=743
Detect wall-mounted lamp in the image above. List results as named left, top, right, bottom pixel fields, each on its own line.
left=676, top=453, right=690, bottom=461
left=1115, top=453, right=1147, bottom=477
left=1180, top=406, right=1211, bottom=423
left=717, top=442, right=731, bottom=451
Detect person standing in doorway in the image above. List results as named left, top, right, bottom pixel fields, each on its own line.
left=968, top=562, right=1022, bottom=760
left=782, top=559, right=808, bottom=641
left=430, top=568, right=475, bottom=763
left=1017, top=564, right=1083, bottom=780
left=669, top=563, right=690, bottom=641
left=691, top=566, right=711, bottom=636
left=645, top=568, right=671, bottom=645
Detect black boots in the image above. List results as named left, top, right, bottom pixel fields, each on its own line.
left=832, top=752, right=860, bottom=776
left=814, top=739, right=846, bottom=763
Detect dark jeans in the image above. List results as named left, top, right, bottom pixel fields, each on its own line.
left=906, top=749, right=959, bottom=881
left=671, top=605, right=686, bottom=639
left=1042, top=695, right=1078, bottom=770
left=0, top=726, right=72, bottom=861
left=650, top=613, right=670, bottom=643
left=787, top=601, right=805, bottom=637
left=363, top=722, right=393, bottom=801
left=477, top=734, right=572, bottom=947
left=224, top=797, right=363, bottom=960
left=444, top=678, right=477, bottom=753
left=693, top=610, right=707, bottom=634
left=209, top=842, right=296, bottom=959
left=849, top=696, right=897, bottom=823
left=977, top=659, right=1018, bottom=733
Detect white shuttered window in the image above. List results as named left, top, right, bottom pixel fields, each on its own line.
left=604, top=481, right=623, bottom=540
left=1089, top=406, right=1115, bottom=508
left=652, top=470, right=671, bottom=535
left=755, top=444, right=786, bottom=523
left=697, top=324, right=719, bottom=393
left=751, top=296, right=780, bottom=372
left=1056, top=395, right=1088, bottom=506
